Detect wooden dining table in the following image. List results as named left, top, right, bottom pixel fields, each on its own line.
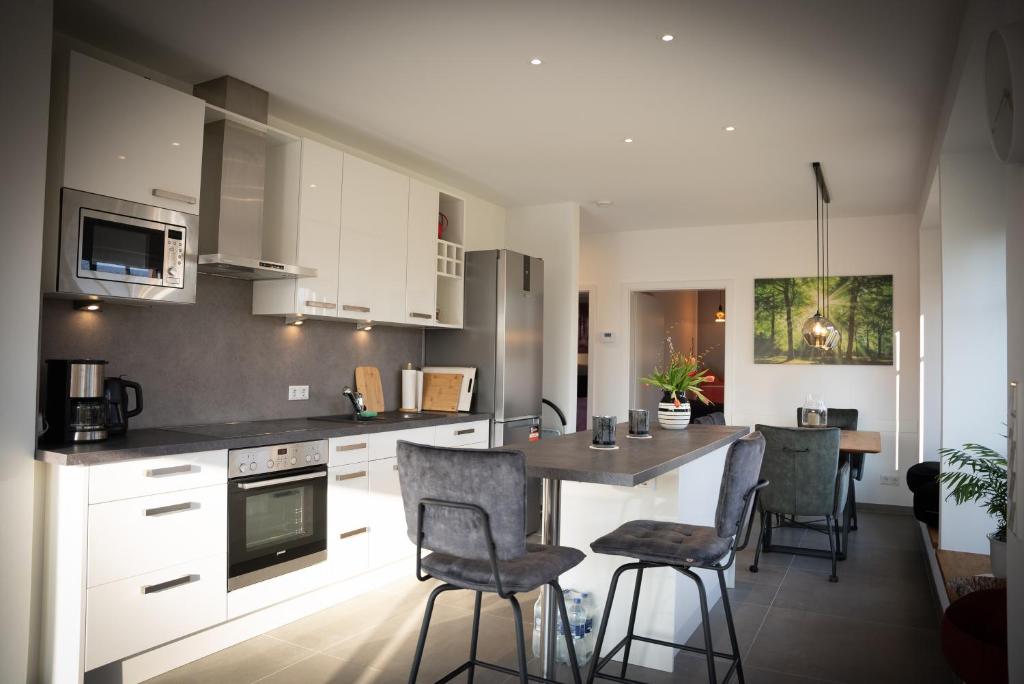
left=838, top=429, right=882, bottom=557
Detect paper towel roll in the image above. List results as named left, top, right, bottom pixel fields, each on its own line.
left=401, top=369, right=419, bottom=412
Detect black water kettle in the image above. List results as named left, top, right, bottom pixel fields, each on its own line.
left=104, top=376, right=143, bottom=436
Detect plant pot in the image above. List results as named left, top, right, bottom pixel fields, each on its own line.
left=658, top=391, right=691, bottom=430
left=988, top=532, right=1007, bottom=578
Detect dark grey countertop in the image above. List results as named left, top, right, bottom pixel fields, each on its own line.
left=37, top=411, right=490, bottom=466
left=519, top=423, right=749, bottom=486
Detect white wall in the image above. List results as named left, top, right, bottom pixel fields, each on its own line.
left=938, top=152, right=1008, bottom=553
left=0, top=1, right=52, bottom=681
left=918, top=173, right=943, bottom=464
left=580, top=214, right=920, bottom=506
left=506, top=203, right=581, bottom=433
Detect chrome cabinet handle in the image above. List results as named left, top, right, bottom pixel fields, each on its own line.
left=143, top=573, right=199, bottom=595
left=305, top=300, right=337, bottom=309
left=456, top=428, right=475, bottom=436
left=152, top=188, right=198, bottom=205
left=409, top=312, right=432, bottom=319
left=146, top=464, right=198, bottom=478
left=237, top=471, right=327, bottom=490
left=339, top=527, right=368, bottom=540
left=145, top=501, right=200, bottom=517
left=342, top=304, right=371, bottom=313
left=335, top=443, right=367, bottom=452
left=336, top=470, right=367, bottom=481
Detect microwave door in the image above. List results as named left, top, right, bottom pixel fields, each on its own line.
left=78, top=212, right=167, bottom=285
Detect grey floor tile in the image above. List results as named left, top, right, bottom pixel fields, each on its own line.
left=682, top=599, right=769, bottom=657
left=775, top=568, right=938, bottom=629
left=254, top=653, right=384, bottom=683
left=146, top=635, right=313, bottom=684
left=792, top=542, right=928, bottom=581
left=746, top=606, right=953, bottom=684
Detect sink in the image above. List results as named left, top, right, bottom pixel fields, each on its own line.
left=307, top=412, right=440, bottom=424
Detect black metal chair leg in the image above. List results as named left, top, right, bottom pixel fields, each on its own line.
left=467, top=591, right=482, bottom=684
left=849, top=479, right=859, bottom=531
left=680, top=567, right=717, bottom=683
left=717, top=570, right=745, bottom=684
left=408, top=583, right=458, bottom=684
left=508, top=595, right=530, bottom=684
left=749, top=509, right=766, bottom=573
left=826, top=515, right=838, bottom=582
left=587, top=563, right=634, bottom=684
left=619, top=567, right=644, bottom=678
left=551, top=581, right=583, bottom=684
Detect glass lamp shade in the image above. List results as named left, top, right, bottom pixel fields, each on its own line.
left=801, top=313, right=841, bottom=351
left=714, top=306, right=726, bottom=323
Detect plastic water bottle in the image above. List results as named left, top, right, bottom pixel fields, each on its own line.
left=569, top=596, right=592, bottom=664
left=580, top=591, right=597, bottom=657
left=532, top=594, right=544, bottom=658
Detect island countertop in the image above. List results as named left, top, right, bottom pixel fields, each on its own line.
left=520, top=423, right=749, bottom=486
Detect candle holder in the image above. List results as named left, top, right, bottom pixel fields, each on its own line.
left=627, top=409, right=652, bottom=439
left=591, top=416, right=619, bottom=450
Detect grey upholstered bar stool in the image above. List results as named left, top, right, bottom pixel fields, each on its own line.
left=397, top=441, right=586, bottom=684
left=586, top=432, right=767, bottom=684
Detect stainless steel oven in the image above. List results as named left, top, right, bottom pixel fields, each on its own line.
left=228, top=440, right=328, bottom=591
left=55, top=188, right=198, bottom=303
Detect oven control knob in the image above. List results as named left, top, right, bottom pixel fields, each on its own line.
left=313, top=452, right=320, bottom=462
left=291, top=457, right=297, bottom=465
left=238, top=463, right=247, bottom=473
left=267, top=460, right=275, bottom=469
left=306, top=455, right=312, bottom=463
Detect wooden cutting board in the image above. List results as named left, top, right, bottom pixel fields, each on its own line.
left=355, top=366, right=385, bottom=412
left=421, top=372, right=464, bottom=412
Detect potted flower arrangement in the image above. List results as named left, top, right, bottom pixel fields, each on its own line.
left=936, top=443, right=1008, bottom=577
left=641, top=343, right=713, bottom=430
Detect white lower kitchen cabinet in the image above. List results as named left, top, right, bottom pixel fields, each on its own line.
left=328, top=461, right=370, bottom=579
left=434, top=419, right=490, bottom=447
left=368, top=456, right=414, bottom=567
left=85, top=553, right=226, bottom=670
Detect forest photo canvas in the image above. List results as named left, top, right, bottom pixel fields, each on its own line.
left=754, top=275, right=894, bottom=365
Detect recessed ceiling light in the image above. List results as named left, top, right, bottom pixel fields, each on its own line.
left=117, top=154, right=127, bottom=160
left=661, top=34, right=674, bottom=42
left=530, top=57, right=543, bottom=66
left=309, top=183, right=317, bottom=188
left=594, top=200, right=614, bottom=207
left=623, top=137, right=634, bottom=143
left=723, top=125, right=736, bottom=132
left=171, top=141, right=181, bottom=147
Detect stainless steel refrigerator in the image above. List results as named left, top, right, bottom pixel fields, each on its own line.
left=425, top=249, right=545, bottom=532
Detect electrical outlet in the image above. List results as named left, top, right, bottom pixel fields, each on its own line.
left=879, top=474, right=900, bottom=487
left=288, top=385, right=309, bottom=401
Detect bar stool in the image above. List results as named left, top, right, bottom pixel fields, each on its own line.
left=396, top=441, right=586, bottom=684
left=586, top=432, right=768, bottom=684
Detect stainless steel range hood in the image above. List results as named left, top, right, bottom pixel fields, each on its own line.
left=194, top=76, right=316, bottom=281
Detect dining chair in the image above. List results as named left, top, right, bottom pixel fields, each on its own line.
left=795, top=407, right=861, bottom=528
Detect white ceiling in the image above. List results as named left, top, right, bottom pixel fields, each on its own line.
left=56, top=0, right=964, bottom=233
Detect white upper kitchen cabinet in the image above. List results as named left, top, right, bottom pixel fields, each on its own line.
left=405, top=178, right=440, bottom=325
left=338, top=154, right=410, bottom=324
left=59, top=51, right=205, bottom=214
left=254, top=138, right=343, bottom=317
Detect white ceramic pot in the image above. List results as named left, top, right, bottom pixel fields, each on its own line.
left=988, top=532, right=1007, bottom=578
left=658, top=393, right=691, bottom=430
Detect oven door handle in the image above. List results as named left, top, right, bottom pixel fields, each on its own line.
left=236, top=471, right=327, bottom=490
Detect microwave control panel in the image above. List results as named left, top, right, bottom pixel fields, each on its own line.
left=163, top=227, right=186, bottom=288
left=229, top=439, right=327, bottom=477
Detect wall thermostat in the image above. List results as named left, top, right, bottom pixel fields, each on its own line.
left=600, top=331, right=615, bottom=343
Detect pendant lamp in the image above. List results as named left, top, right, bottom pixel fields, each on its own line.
left=714, top=291, right=726, bottom=323
left=802, top=162, right=841, bottom=351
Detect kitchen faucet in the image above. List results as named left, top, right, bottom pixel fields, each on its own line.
left=342, top=386, right=366, bottom=416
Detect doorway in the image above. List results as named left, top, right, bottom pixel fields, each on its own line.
left=630, top=288, right=727, bottom=421
left=577, top=291, right=591, bottom=432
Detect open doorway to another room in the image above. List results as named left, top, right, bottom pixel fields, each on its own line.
left=631, top=289, right=727, bottom=422
left=577, top=291, right=591, bottom=432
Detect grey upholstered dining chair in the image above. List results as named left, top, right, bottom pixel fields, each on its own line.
left=750, top=425, right=850, bottom=582
left=695, top=412, right=727, bottom=425
left=796, top=407, right=861, bottom=528
left=586, top=432, right=768, bottom=684
left=396, top=441, right=585, bottom=684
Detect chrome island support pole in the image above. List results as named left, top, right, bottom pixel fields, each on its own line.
left=541, top=477, right=562, bottom=678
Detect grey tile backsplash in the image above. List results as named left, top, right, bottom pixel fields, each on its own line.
left=39, top=275, right=424, bottom=429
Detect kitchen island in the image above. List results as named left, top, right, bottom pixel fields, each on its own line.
left=518, top=423, right=750, bottom=674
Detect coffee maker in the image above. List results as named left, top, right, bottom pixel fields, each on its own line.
left=43, top=359, right=108, bottom=444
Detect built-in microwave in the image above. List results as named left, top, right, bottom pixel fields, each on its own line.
left=51, top=188, right=198, bottom=303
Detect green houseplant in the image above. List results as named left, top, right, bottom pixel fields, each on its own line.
left=641, top=346, right=713, bottom=429
left=936, top=443, right=1008, bottom=577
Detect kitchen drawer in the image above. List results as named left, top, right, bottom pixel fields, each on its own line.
left=85, top=553, right=226, bottom=670
left=329, top=434, right=370, bottom=467
left=87, top=484, right=226, bottom=588
left=328, top=462, right=370, bottom=540
left=434, top=420, right=490, bottom=447
left=368, top=426, right=434, bottom=461
left=89, top=450, right=227, bottom=504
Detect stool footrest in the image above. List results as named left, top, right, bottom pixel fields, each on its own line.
left=435, top=658, right=569, bottom=684
left=591, top=632, right=739, bottom=683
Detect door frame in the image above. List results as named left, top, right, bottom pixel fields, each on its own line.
left=625, top=279, right=736, bottom=425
